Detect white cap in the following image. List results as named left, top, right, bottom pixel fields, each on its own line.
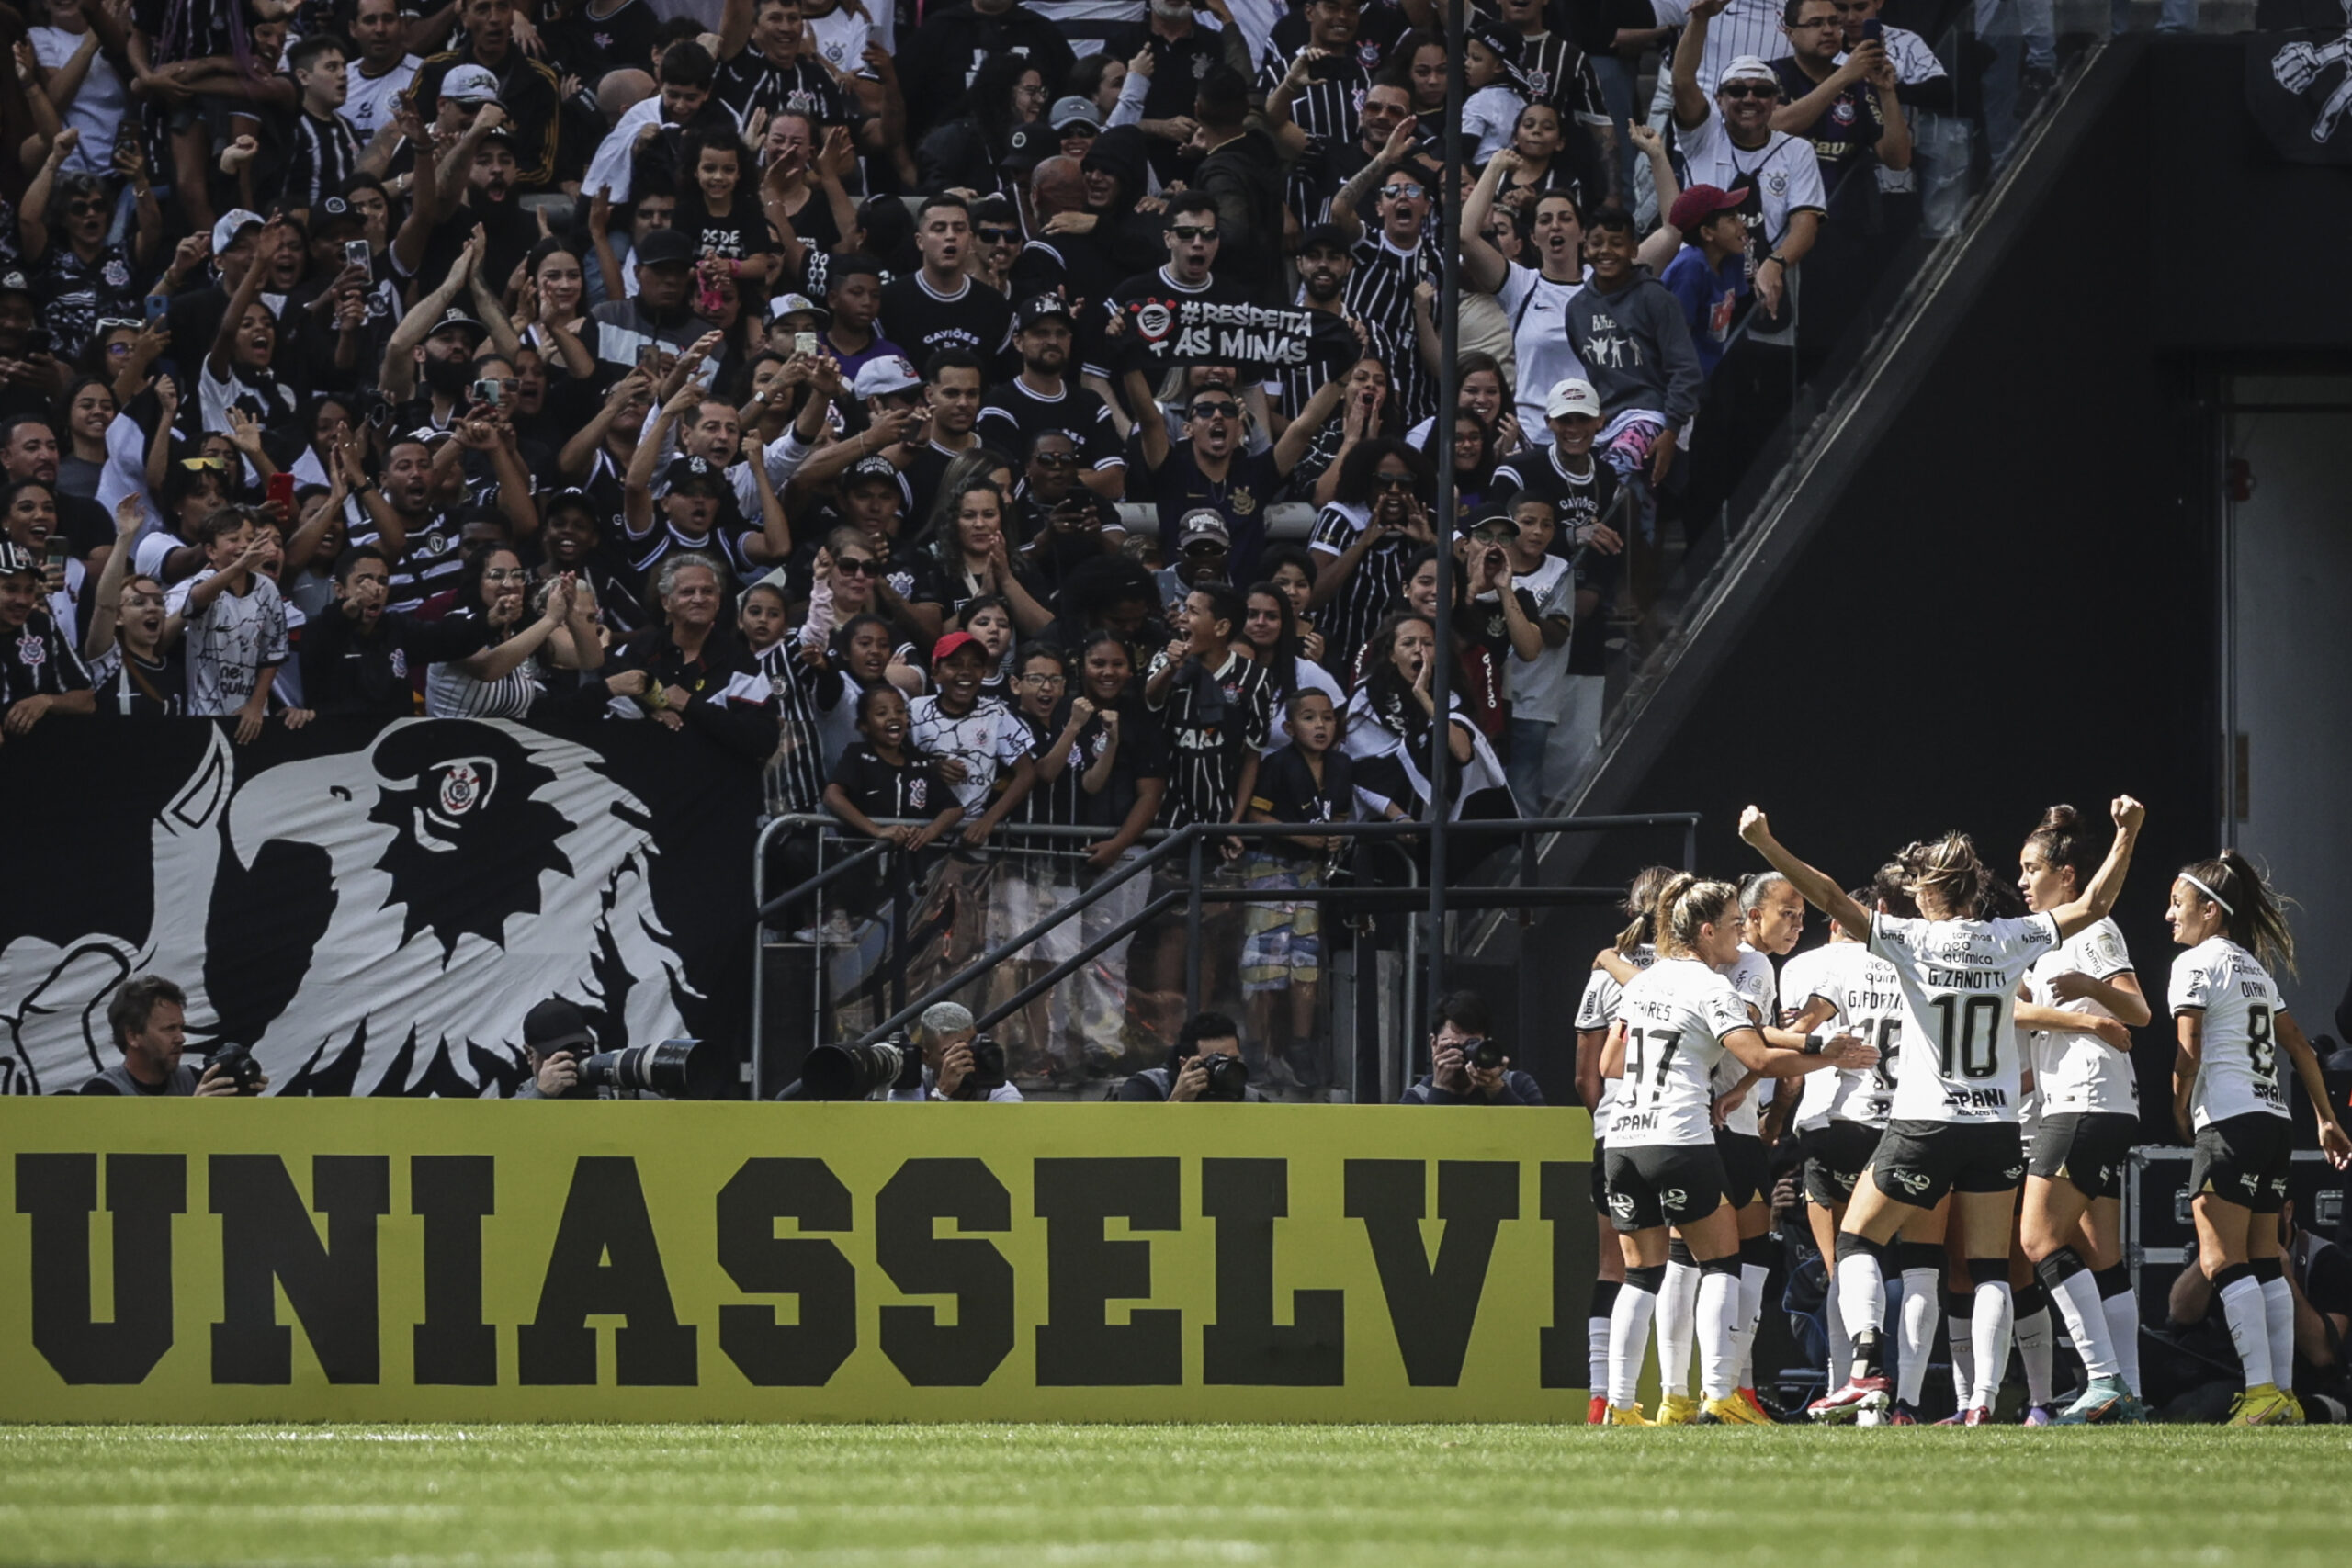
left=443, top=62, right=503, bottom=105
left=1544, top=377, right=1600, bottom=420
left=852, top=355, right=921, bottom=399
left=209, top=209, right=265, bottom=255
left=1719, top=54, right=1780, bottom=86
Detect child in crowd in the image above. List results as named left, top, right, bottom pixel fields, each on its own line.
left=1498, top=493, right=1577, bottom=812
left=164, top=506, right=288, bottom=739
left=1240, top=688, right=1354, bottom=1091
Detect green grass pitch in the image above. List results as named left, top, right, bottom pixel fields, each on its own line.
left=4, top=1424, right=2348, bottom=1566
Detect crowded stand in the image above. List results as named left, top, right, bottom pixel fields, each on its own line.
left=2, top=0, right=2348, bottom=1431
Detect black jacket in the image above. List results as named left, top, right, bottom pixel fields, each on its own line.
left=1193, top=128, right=1288, bottom=301
left=301, top=604, right=492, bottom=717
left=899, top=3, right=1077, bottom=143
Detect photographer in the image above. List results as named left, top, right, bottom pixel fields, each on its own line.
left=80, top=976, right=265, bottom=1097
left=1400, top=991, right=1544, bottom=1106
left=514, top=998, right=658, bottom=1100
left=1116, top=1011, right=1262, bottom=1102
left=885, top=1002, right=1024, bottom=1103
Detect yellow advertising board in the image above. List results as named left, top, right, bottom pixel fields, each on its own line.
left=1, top=1101, right=1598, bottom=1422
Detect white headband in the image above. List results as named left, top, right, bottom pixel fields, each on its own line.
left=2181, top=872, right=2234, bottom=916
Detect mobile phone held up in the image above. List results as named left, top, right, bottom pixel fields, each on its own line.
left=1861, top=17, right=1883, bottom=41
left=266, top=472, right=297, bottom=513
left=144, top=295, right=170, bottom=328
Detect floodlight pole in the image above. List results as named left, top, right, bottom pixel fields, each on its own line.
left=1425, top=0, right=1467, bottom=1036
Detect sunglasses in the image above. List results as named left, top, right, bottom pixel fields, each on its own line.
left=977, top=227, right=1021, bottom=243
left=65, top=199, right=107, bottom=216
left=1379, top=184, right=1425, bottom=200
left=1190, top=400, right=1240, bottom=420
left=96, top=317, right=141, bottom=332
left=1182, top=541, right=1228, bottom=558
left=834, top=557, right=879, bottom=576
left=1169, top=225, right=1218, bottom=243
left=1373, top=473, right=1415, bottom=491
left=1058, top=122, right=1098, bottom=137
left=1033, top=450, right=1079, bottom=467
left=1720, top=83, right=1779, bottom=98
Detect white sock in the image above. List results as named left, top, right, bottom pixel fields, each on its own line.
left=2102, top=1280, right=2142, bottom=1390
left=1946, top=1298, right=1975, bottom=1406
left=1735, top=1261, right=1768, bottom=1389
left=1826, top=1274, right=1854, bottom=1391
left=2218, top=1275, right=2272, bottom=1389
left=2016, top=1301, right=2055, bottom=1405
left=1971, top=1280, right=2015, bottom=1411
left=1657, top=1259, right=1700, bottom=1399
left=2262, top=1277, right=2296, bottom=1388
left=2048, top=1266, right=2120, bottom=1381
left=1896, top=1269, right=1941, bottom=1405
left=1698, top=1268, right=1739, bottom=1402
left=1607, top=1282, right=1659, bottom=1408
left=1838, top=1249, right=1887, bottom=1343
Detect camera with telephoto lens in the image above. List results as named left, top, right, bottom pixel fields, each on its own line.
left=800, top=1037, right=908, bottom=1100
left=1466, top=1035, right=1507, bottom=1072
left=1198, top=1052, right=1249, bottom=1101
left=576, top=1038, right=729, bottom=1099
left=207, top=1041, right=265, bottom=1094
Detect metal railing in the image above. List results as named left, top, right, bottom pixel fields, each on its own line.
left=751, top=810, right=1698, bottom=1100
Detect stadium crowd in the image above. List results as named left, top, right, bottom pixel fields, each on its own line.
left=0, top=0, right=1954, bottom=818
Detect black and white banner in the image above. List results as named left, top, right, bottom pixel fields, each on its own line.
left=1124, top=297, right=1365, bottom=376
left=2249, top=28, right=2352, bottom=162
left=0, top=717, right=760, bottom=1097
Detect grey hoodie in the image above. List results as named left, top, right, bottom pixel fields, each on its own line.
left=1562, top=271, right=1705, bottom=428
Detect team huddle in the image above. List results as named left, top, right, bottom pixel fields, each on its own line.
left=1575, top=796, right=2352, bottom=1427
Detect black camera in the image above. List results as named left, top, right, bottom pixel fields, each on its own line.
left=1466, top=1035, right=1507, bottom=1071
left=965, top=1032, right=1007, bottom=1094
left=799, top=1038, right=907, bottom=1100
left=576, top=1038, right=728, bottom=1099
left=207, top=1041, right=265, bottom=1094
left=1198, top=1053, right=1249, bottom=1102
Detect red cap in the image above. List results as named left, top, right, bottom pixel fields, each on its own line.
left=1668, top=184, right=1746, bottom=234
left=932, top=630, right=984, bottom=665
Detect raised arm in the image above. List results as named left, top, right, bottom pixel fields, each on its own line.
left=1737, top=805, right=1872, bottom=941
left=2044, top=795, right=2144, bottom=942
left=1671, top=0, right=1724, bottom=132
left=1458, top=150, right=1515, bottom=295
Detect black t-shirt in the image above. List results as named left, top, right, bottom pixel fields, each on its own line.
left=1492, top=446, right=1622, bottom=677
left=88, top=643, right=185, bottom=716
left=878, top=275, right=1012, bottom=370
left=975, top=379, right=1125, bottom=479
left=1770, top=58, right=1889, bottom=177
left=29, top=241, right=141, bottom=364
left=830, top=739, right=943, bottom=824
left=1075, top=695, right=1169, bottom=833
left=548, top=0, right=665, bottom=82
left=675, top=194, right=780, bottom=269
left=1148, top=443, right=1283, bottom=587
left=0, top=609, right=90, bottom=706
left=1248, top=743, right=1354, bottom=863
left=713, top=49, right=863, bottom=127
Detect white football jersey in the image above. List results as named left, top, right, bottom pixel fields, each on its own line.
left=1611, top=957, right=1758, bottom=1149
left=2026, top=916, right=2140, bottom=1115
left=1870, top=911, right=2061, bottom=1124
left=1574, top=944, right=1655, bottom=1139
left=2169, top=936, right=2290, bottom=1129
left=1713, top=945, right=1778, bottom=1136
left=1794, top=941, right=1905, bottom=1130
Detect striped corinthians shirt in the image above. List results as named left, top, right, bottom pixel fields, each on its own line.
left=1649, top=0, right=1792, bottom=95
left=1273, top=301, right=1390, bottom=422
left=1145, top=649, right=1273, bottom=830
left=285, top=109, right=363, bottom=213
left=1341, top=233, right=1442, bottom=425
left=1514, top=31, right=1611, bottom=128
left=1259, top=49, right=1368, bottom=241
left=1306, top=501, right=1419, bottom=682
left=754, top=640, right=831, bottom=816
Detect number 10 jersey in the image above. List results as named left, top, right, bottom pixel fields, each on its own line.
left=1870, top=910, right=2061, bottom=1125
